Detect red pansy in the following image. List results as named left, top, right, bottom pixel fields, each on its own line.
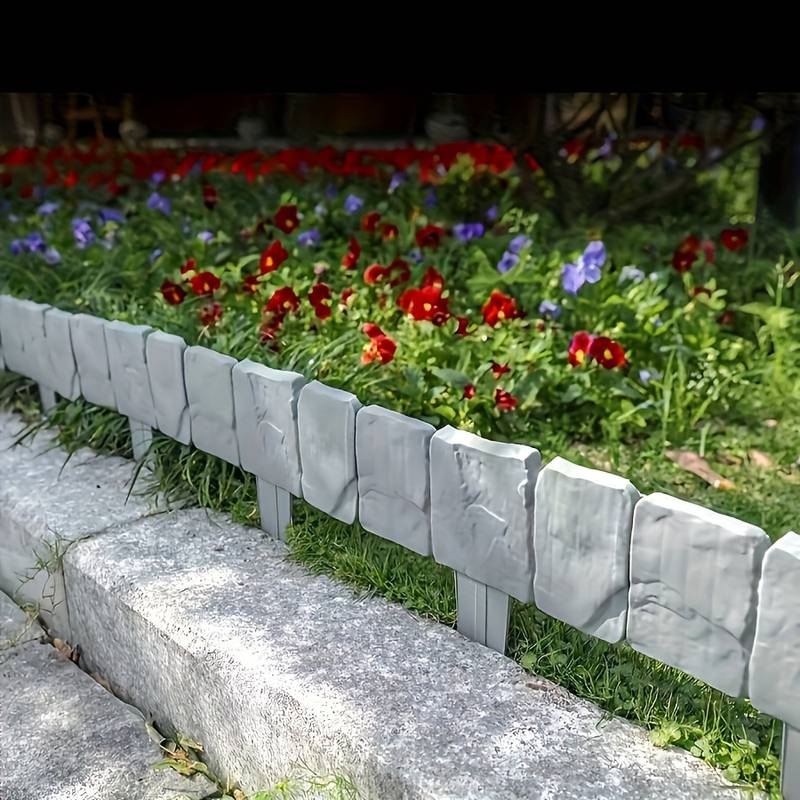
left=340, top=288, right=356, bottom=305
left=568, top=331, right=594, bottom=367
left=160, top=280, right=186, bottom=305
left=589, top=336, right=626, bottom=369
left=242, top=275, right=260, bottom=294
left=672, top=249, right=698, bottom=273
left=397, top=285, right=450, bottom=324
left=260, top=240, right=288, bottom=274
left=494, top=388, right=518, bottom=411
left=720, top=227, right=748, bottom=252
left=361, top=211, right=381, bottom=233
left=421, top=266, right=445, bottom=290
left=202, top=183, right=218, bottom=210
left=361, top=323, right=397, bottom=365
left=341, top=237, right=361, bottom=270
left=382, top=223, right=399, bottom=240
left=481, top=290, right=519, bottom=327
left=265, top=287, right=300, bottom=317
left=386, top=257, right=411, bottom=287
left=415, top=224, right=445, bottom=249
left=274, top=205, right=299, bottom=234
left=199, top=302, right=223, bottom=327
left=363, top=263, right=387, bottom=285
left=180, top=258, right=197, bottom=276
left=701, top=239, right=716, bottom=264
left=190, top=271, right=221, bottom=296
left=491, top=361, right=510, bottom=379
left=308, top=283, right=332, bottom=320
left=454, top=316, right=470, bottom=336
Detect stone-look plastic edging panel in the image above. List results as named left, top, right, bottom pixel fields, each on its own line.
left=534, top=457, right=640, bottom=643
left=232, top=359, right=305, bottom=496
left=356, top=405, right=435, bottom=556
left=297, top=380, right=361, bottom=524
left=145, top=331, right=191, bottom=445
left=0, top=296, right=50, bottom=384
left=68, top=313, right=117, bottom=409
left=749, top=532, right=800, bottom=728
left=43, top=308, right=81, bottom=401
left=184, top=346, right=240, bottom=466
left=104, top=320, right=157, bottom=427
left=627, top=492, right=771, bottom=698
left=430, top=426, right=540, bottom=603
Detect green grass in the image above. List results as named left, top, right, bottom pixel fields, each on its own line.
left=0, top=371, right=788, bottom=796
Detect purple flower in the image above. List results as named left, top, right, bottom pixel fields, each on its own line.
left=43, top=246, right=61, bottom=265
left=619, top=265, right=645, bottom=284
left=595, top=133, right=617, bottom=160
left=453, top=222, right=485, bottom=243
left=71, top=218, right=95, bottom=249
left=146, top=192, right=171, bottom=216
left=37, top=201, right=60, bottom=216
left=7, top=214, right=19, bottom=223
left=538, top=300, right=562, bottom=320
left=9, top=239, right=23, bottom=255
left=408, top=249, right=424, bottom=265
left=150, top=170, right=166, bottom=184
left=23, top=232, right=46, bottom=253
left=561, top=240, right=606, bottom=295
left=98, top=207, right=125, bottom=225
left=298, top=229, right=320, bottom=247
left=150, top=248, right=163, bottom=263
left=197, top=231, right=215, bottom=244
left=752, top=116, right=766, bottom=133
left=497, top=251, right=519, bottom=273
left=485, top=205, right=498, bottom=222
left=344, top=194, right=364, bottom=214
left=314, top=203, right=327, bottom=216
left=508, top=235, right=531, bottom=254
left=583, top=240, right=606, bottom=268
left=561, top=263, right=583, bottom=294
left=388, top=172, right=407, bottom=194
left=325, top=184, right=339, bottom=200
left=424, top=188, right=438, bottom=209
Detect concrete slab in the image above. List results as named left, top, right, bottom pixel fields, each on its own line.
left=64, top=508, right=748, bottom=800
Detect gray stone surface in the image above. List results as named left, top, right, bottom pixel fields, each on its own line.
left=63, top=507, right=748, bottom=799
left=44, top=307, right=81, bottom=401
left=356, top=405, right=435, bottom=556
left=232, top=359, right=305, bottom=495
left=534, top=457, right=640, bottom=643
left=627, top=492, right=770, bottom=697
left=0, top=411, right=153, bottom=640
left=146, top=330, right=191, bottom=445
left=105, top=320, right=157, bottom=427
left=748, top=532, right=800, bottom=728
left=184, top=346, right=240, bottom=466
left=430, top=426, right=540, bottom=603
left=69, top=312, right=117, bottom=409
left=0, top=296, right=50, bottom=384
left=298, top=380, right=361, bottom=523
left=0, top=589, right=43, bottom=649
left=0, top=591, right=214, bottom=800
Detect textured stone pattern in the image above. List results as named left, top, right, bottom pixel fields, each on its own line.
left=298, top=381, right=361, bottom=523
left=69, top=312, right=117, bottom=409
left=749, top=532, right=800, bottom=728
left=43, top=307, right=81, bottom=400
left=430, top=426, right=540, bottom=603
left=0, top=592, right=214, bottom=800
left=356, top=405, right=435, bottom=555
left=232, top=359, right=305, bottom=494
left=0, top=296, right=50, bottom=383
left=146, top=331, right=191, bottom=444
left=184, top=346, right=239, bottom=465
left=627, top=492, right=770, bottom=697
left=105, top=320, right=157, bottom=426
left=534, top=457, right=640, bottom=643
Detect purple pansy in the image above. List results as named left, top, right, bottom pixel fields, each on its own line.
left=752, top=116, right=766, bottom=133
left=314, top=203, right=327, bottom=216
left=619, top=265, right=645, bottom=284
left=43, top=246, right=61, bottom=265
left=71, top=218, right=95, bottom=249
left=485, top=205, right=498, bottom=222
left=298, top=229, right=321, bottom=247
left=388, top=172, right=407, bottom=194
left=197, top=231, right=215, bottom=244
left=146, top=192, right=171, bottom=216
left=9, top=239, right=23, bottom=255
left=561, top=240, right=606, bottom=295
left=37, top=201, right=60, bottom=216
left=424, top=188, right=438, bottom=208
left=538, top=300, right=562, bottom=320
left=508, top=235, right=531, bottom=254
left=150, top=248, right=163, bottom=263
left=453, top=222, right=485, bottom=243
left=24, top=232, right=46, bottom=253
left=344, top=194, right=364, bottom=214
left=497, top=251, right=519, bottom=273
left=150, top=171, right=166, bottom=185
left=98, top=207, right=125, bottom=225
left=325, top=184, right=339, bottom=200
left=408, top=249, right=424, bottom=265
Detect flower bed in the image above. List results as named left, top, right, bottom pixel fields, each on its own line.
left=2, top=142, right=799, bottom=794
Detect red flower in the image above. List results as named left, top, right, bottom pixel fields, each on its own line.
left=481, top=290, right=519, bottom=327
left=160, top=280, right=186, bottom=306
left=260, top=240, right=288, bottom=274
left=491, top=361, right=510, bottom=379
left=720, top=227, right=748, bottom=252
left=362, top=322, right=384, bottom=339
left=62, top=170, right=79, bottom=188
left=199, top=302, right=223, bottom=327
left=308, top=283, right=332, bottom=320
left=363, top=263, right=387, bottom=285
left=415, top=224, right=445, bottom=249
left=494, top=388, right=518, bottom=411
left=19, top=184, right=33, bottom=199
left=361, top=211, right=381, bottom=233
left=382, top=223, right=399, bottom=240
left=463, top=384, right=476, bottom=400
left=718, top=309, right=736, bottom=326
left=190, top=271, right=221, bottom=296
left=260, top=320, right=281, bottom=344
left=589, top=336, right=626, bottom=369
left=386, top=257, right=411, bottom=287
left=266, top=287, right=300, bottom=317
left=341, top=237, right=361, bottom=270
left=274, top=205, right=299, bottom=234
left=180, top=258, right=197, bottom=276
left=421, top=266, right=445, bottom=290
left=568, top=331, right=594, bottom=367
left=243, top=274, right=260, bottom=294
left=202, top=183, right=218, bottom=210
left=340, top=288, right=356, bottom=305
left=701, top=239, right=716, bottom=264
left=454, top=316, right=470, bottom=336
left=672, top=249, right=698, bottom=273
left=678, top=235, right=701, bottom=254
left=361, top=323, right=397, bottom=365
left=397, top=285, right=450, bottom=324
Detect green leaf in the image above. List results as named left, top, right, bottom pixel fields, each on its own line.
left=430, top=368, right=471, bottom=388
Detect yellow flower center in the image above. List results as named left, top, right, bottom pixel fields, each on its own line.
left=498, top=311, right=505, bottom=320
left=575, top=349, right=585, bottom=364
left=266, top=257, right=273, bottom=266
left=423, top=303, right=432, bottom=311
left=286, top=220, right=294, bottom=228
left=283, top=301, right=291, bottom=309
left=604, top=348, right=612, bottom=360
